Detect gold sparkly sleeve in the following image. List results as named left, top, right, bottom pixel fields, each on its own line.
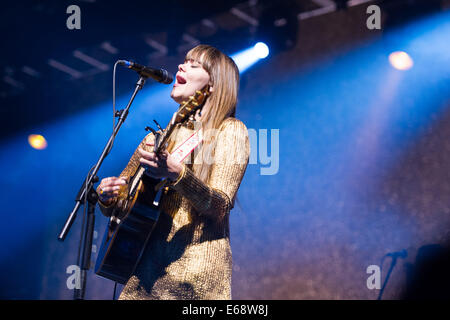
left=96, top=133, right=155, bottom=217
left=118, top=132, right=155, bottom=180
left=171, top=118, right=250, bottom=220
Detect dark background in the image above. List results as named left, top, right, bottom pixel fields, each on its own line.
left=1, top=0, right=450, bottom=299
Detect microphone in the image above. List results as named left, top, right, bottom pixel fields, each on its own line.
left=118, top=60, right=173, bottom=84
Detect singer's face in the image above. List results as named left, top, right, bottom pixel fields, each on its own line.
left=171, top=59, right=210, bottom=104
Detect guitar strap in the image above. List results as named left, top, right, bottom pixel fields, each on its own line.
left=170, top=128, right=203, bottom=163
left=152, top=128, right=203, bottom=197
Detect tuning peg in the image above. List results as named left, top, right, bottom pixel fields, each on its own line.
left=153, top=119, right=163, bottom=131
left=145, top=126, right=157, bottom=135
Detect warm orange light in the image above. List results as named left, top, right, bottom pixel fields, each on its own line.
left=28, top=134, right=47, bottom=150
left=389, top=51, right=414, bottom=70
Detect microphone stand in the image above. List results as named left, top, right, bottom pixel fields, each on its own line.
left=377, top=250, right=407, bottom=300
left=57, top=74, right=148, bottom=300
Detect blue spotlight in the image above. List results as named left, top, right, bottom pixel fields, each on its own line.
left=231, top=42, right=270, bottom=73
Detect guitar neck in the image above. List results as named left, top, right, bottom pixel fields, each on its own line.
left=154, top=120, right=177, bottom=154
left=152, top=87, right=209, bottom=155
left=128, top=89, right=209, bottom=199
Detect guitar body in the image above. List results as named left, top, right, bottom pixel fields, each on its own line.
left=95, top=174, right=162, bottom=284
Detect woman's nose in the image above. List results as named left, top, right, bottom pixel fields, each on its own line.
left=178, top=63, right=186, bottom=72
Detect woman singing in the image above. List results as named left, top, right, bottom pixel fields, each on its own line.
left=96, top=45, right=250, bottom=299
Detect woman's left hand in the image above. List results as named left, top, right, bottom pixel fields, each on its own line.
left=138, top=144, right=183, bottom=181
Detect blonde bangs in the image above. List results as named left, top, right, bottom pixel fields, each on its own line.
left=185, top=45, right=219, bottom=83
left=176, top=45, right=240, bottom=183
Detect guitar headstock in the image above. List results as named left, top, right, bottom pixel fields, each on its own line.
left=173, top=87, right=210, bottom=125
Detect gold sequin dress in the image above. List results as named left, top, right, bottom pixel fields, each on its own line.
left=98, top=117, right=250, bottom=300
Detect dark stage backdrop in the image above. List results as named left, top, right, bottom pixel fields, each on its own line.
left=1, top=3, right=449, bottom=299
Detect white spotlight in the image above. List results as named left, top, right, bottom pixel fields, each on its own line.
left=254, top=42, right=269, bottom=59
left=389, top=51, right=414, bottom=70
left=232, top=42, right=270, bottom=73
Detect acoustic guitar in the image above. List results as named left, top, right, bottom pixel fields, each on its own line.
left=95, top=88, right=209, bottom=284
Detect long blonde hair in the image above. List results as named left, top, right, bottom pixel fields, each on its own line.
left=169, top=45, right=240, bottom=183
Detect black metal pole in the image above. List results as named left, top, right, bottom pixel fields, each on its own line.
left=73, top=186, right=97, bottom=300
left=57, top=74, right=147, bottom=300
left=57, top=75, right=147, bottom=242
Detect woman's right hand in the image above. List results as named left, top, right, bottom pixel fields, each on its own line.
left=97, top=176, right=128, bottom=205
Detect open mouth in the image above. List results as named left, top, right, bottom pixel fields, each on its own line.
left=176, top=75, right=187, bottom=85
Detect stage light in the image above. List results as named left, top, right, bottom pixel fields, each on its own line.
left=28, top=134, right=47, bottom=150
left=254, top=42, right=269, bottom=59
left=389, top=51, right=414, bottom=70
left=231, top=42, right=270, bottom=73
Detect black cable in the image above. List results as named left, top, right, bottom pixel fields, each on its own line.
left=76, top=166, right=94, bottom=266
left=74, top=165, right=95, bottom=299
left=113, top=281, right=118, bottom=300
left=111, top=62, right=121, bottom=301
left=112, top=61, right=119, bottom=141
left=104, top=61, right=120, bottom=156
